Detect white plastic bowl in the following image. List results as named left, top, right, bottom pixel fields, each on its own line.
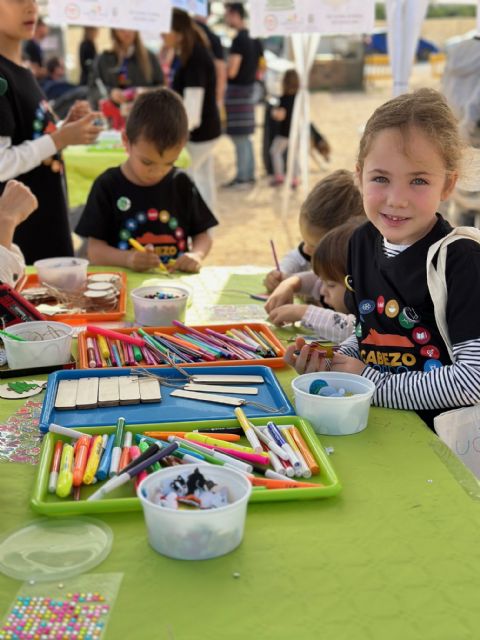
left=130, top=285, right=189, bottom=327
left=34, top=257, right=89, bottom=291
left=2, top=321, right=73, bottom=369
left=291, top=371, right=376, bottom=436
left=137, top=464, right=252, bottom=560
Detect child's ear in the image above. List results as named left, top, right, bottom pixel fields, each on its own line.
left=354, top=163, right=363, bottom=193
left=441, top=171, right=458, bottom=201
left=121, top=130, right=129, bottom=152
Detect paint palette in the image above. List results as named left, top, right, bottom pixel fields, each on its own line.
left=39, top=365, right=295, bottom=433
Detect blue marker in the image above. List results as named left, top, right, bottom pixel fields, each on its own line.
left=96, top=434, right=115, bottom=481
left=267, top=421, right=302, bottom=475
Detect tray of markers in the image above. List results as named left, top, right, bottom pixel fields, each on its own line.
left=17, top=272, right=128, bottom=324
left=38, top=365, right=295, bottom=433
left=77, top=322, right=286, bottom=370
left=31, top=416, right=342, bottom=515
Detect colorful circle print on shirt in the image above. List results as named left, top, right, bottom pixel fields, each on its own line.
left=117, top=204, right=186, bottom=262
left=34, top=100, right=63, bottom=174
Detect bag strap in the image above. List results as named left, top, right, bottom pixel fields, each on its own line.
left=426, top=226, right=480, bottom=362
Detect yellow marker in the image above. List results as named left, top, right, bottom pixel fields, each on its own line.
left=83, top=435, right=103, bottom=485
left=244, top=326, right=270, bottom=352
left=128, top=237, right=146, bottom=253
left=234, top=407, right=263, bottom=453
left=281, top=427, right=312, bottom=479
left=97, top=335, right=110, bottom=360
left=185, top=432, right=255, bottom=453
left=56, top=443, right=74, bottom=498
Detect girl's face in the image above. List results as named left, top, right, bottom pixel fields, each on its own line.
left=299, top=218, right=325, bottom=257
left=114, top=29, right=136, bottom=48
left=357, top=126, right=457, bottom=245
left=320, top=280, right=347, bottom=313
left=0, top=0, right=38, bottom=41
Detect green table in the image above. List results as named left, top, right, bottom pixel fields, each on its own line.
left=64, top=145, right=191, bottom=208
left=1, top=267, right=480, bottom=640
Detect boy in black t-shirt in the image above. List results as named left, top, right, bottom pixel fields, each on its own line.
left=76, top=88, right=218, bottom=273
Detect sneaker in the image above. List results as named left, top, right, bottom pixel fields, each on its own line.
left=270, top=176, right=285, bottom=187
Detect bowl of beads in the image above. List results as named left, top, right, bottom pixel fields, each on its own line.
left=130, top=285, right=190, bottom=326
left=1, top=321, right=73, bottom=369
left=137, top=464, right=252, bottom=560
left=33, top=257, right=89, bottom=291
left=291, top=371, right=376, bottom=436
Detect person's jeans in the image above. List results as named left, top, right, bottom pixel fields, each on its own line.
left=231, top=135, right=255, bottom=182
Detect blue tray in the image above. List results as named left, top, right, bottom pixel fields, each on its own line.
left=38, top=365, right=295, bottom=432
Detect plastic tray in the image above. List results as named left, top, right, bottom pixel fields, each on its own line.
left=31, top=416, right=342, bottom=515
left=77, top=323, right=286, bottom=369
left=17, top=272, right=127, bottom=324
left=38, top=365, right=295, bottom=433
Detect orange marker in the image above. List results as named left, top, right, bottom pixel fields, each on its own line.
left=290, top=427, right=320, bottom=475
left=144, top=431, right=240, bottom=442
left=249, top=476, right=320, bottom=489
left=73, top=435, right=91, bottom=487
left=118, top=432, right=133, bottom=471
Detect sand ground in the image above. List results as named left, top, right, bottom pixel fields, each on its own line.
left=205, top=65, right=441, bottom=269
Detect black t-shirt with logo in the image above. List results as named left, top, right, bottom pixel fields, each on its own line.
left=0, top=54, right=72, bottom=263
left=229, top=30, right=263, bottom=85
left=75, top=167, right=218, bottom=264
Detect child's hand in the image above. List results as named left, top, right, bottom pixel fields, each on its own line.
left=0, top=180, right=38, bottom=226
left=263, top=269, right=283, bottom=293
left=126, top=245, right=160, bottom=272
left=268, top=303, right=307, bottom=327
left=110, top=88, right=127, bottom=104
left=173, top=252, right=202, bottom=273
left=264, top=279, right=297, bottom=312
left=52, top=112, right=103, bottom=149
left=284, top=337, right=325, bottom=373
left=64, top=100, right=91, bottom=123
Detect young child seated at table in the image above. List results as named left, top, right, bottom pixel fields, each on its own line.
left=76, top=88, right=218, bottom=273
left=0, top=180, right=38, bottom=286
left=264, top=169, right=364, bottom=305
left=285, top=88, right=480, bottom=428
left=268, top=219, right=361, bottom=342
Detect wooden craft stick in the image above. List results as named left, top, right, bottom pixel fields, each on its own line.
left=170, top=389, right=244, bottom=406
left=55, top=379, right=79, bottom=410
left=118, top=375, right=140, bottom=405
left=98, top=377, right=120, bottom=407
left=190, top=374, right=264, bottom=384
left=139, top=377, right=162, bottom=403
left=75, top=377, right=100, bottom=409
left=184, top=383, right=258, bottom=395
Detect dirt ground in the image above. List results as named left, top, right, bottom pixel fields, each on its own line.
left=206, top=65, right=441, bottom=269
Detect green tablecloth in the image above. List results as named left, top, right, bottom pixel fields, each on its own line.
left=1, top=267, right=480, bottom=640
left=64, top=146, right=191, bottom=208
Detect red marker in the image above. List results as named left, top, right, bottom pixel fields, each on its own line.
left=87, top=325, right=145, bottom=347
left=48, top=440, right=64, bottom=494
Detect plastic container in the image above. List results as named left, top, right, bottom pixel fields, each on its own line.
left=137, top=464, right=252, bottom=560
left=131, top=285, right=189, bottom=326
left=34, top=257, right=89, bottom=291
left=291, top=371, right=376, bottom=436
left=2, top=321, right=73, bottom=369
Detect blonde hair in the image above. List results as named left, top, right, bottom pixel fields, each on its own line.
left=111, top=30, right=153, bottom=84
left=300, top=169, right=364, bottom=232
left=358, top=88, right=462, bottom=175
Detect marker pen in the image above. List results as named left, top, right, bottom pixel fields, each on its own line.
left=281, top=427, right=312, bottom=479
left=267, top=421, right=302, bottom=476
left=234, top=407, right=263, bottom=453
left=253, top=425, right=289, bottom=459
left=56, top=443, right=74, bottom=498
left=72, top=435, right=91, bottom=487
left=48, top=440, right=64, bottom=493
left=83, top=435, right=103, bottom=484
left=96, top=434, right=115, bottom=481
left=109, top=417, right=125, bottom=477
left=118, top=432, right=133, bottom=471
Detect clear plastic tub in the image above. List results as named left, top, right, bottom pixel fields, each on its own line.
left=137, top=464, right=252, bottom=560
left=291, top=371, right=376, bottom=436
left=33, top=257, right=89, bottom=291
left=2, top=321, right=73, bottom=369
left=130, top=285, right=189, bottom=327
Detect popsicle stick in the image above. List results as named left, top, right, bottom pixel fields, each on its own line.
left=75, top=377, right=99, bottom=409
left=98, top=377, right=120, bottom=407
left=139, top=377, right=161, bottom=403
left=184, top=383, right=258, bottom=395
left=190, top=375, right=264, bottom=384
left=170, top=389, right=244, bottom=406
left=55, top=379, right=79, bottom=410
left=118, top=375, right=140, bottom=405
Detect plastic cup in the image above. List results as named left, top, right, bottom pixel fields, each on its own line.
left=2, top=321, right=73, bottom=370
left=130, top=285, right=190, bottom=327
left=137, top=464, right=252, bottom=560
left=33, top=257, right=89, bottom=291
left=291, top=371, right=376, bottom=436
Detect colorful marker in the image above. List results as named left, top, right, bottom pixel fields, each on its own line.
left=56, top=443, right=74, bottom=498
left=234, top=407, right=263, bottom=453
left=109, top=417, right=125, bottom=477
left=48, top=440, right=64, bottom=494
left=83, top=435, right=103, bottom=485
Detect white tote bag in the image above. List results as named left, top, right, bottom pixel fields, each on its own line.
left=428, top=227, right=480, bottom=476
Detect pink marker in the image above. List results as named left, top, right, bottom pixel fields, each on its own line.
left=87, top=325, right=145, bottom=347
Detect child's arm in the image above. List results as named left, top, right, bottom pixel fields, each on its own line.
left=173, top=231, right=212, bottom=274
left=264, top=275, right=302, bottom=312
left=301, top=306, right=356, bottom=343
left=263, top=245, right=310, bottom=293
left=87, top=238, right=160, bottom=272
left=268, top=304, right=308, bottom=326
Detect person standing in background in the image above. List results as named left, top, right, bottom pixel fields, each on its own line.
left=223, top=2, right=263, bottom=188
left=23, top=16, right=48, bottom=81
left=163, top=9, right=221, bottom=214
left=78, top=26, right=98, bottom=86
left=195, top=4, right=226, bottom=111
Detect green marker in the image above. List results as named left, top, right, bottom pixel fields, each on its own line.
left=139, top=439, right=161, bottom=471
left=0, top=329, right=26, bottom=342
left=109, top=417, right=125, bottom=477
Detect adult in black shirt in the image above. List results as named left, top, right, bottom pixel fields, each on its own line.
left=223, top=3, right=263, bottom=186
left=164, top=9, right=221, bottom=213
left=78, top=27, right=98, bottom=86
left=195, top=13, right=226, bottom=108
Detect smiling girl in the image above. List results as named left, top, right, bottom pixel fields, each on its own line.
left=285, top=88, right=480, bottom=427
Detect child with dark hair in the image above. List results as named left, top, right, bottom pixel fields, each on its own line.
left=270, top=69, right=300, bottom=187
left=76, top=88, right=218, bottom=272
